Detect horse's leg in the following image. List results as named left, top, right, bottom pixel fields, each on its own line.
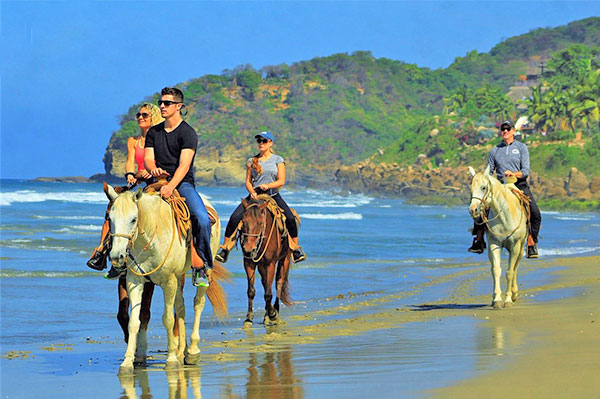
left=244, top=261, right=256, bottom=328
left=275, top=252, right=292, bottom=313
left=488, top=241, right=504, bottom=309
left=162, top=274, right=180, bottom=369
left=262, top=261, right=278, bottom=325
left=506, top=239, right=525, bottom=306
left=186, top=282, right=206, bottom=366
left=117, top=276, right=130, bottom=343
left=119, top=281, right=144, bottom=374
left=173, top=276, right=186, bottom=363
left=135, top=282, right=155, bottom=364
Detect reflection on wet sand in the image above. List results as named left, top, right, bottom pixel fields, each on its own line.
left=242, top=327, right=303, bottom=399
left=118, top=366, right=202, bottom=399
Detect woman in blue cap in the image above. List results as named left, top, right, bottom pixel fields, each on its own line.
left=215, top=131, right=306, bottom=264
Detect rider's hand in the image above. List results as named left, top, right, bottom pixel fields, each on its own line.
left=140, top=170, right=152, bottom=179
left=151, top=168, right=169, bottom=177
left=126, top=174, right=137, bottom=185
left=258, top=184, right=269, bottom=191
left=504, top=170, right=515, bottom=177
left=250, top=191, right=258, bottom=200
left=160, top=184, right=175, bottom=199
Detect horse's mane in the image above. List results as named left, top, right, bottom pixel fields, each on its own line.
left=113, top=191, right=173, bottom=234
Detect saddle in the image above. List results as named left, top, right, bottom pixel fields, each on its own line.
left=254, top=194, right=300, bottom=238
left=509, top=185, right=534, bottom=245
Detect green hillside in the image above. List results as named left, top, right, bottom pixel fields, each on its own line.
left=106, top=17, right=600, bottom=180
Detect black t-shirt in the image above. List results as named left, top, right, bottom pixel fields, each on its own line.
left=145, top=121, right=197, bottom=185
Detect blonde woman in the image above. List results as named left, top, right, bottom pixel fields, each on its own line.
left=87, top=103, right=163, bottom=274
left=215, top=131, right=306, bottom=264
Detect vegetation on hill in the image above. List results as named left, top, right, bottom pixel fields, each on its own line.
left=106, top=17, right=600, bottom=184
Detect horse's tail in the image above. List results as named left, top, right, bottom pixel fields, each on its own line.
left=207, top=262, right=231, bottom=321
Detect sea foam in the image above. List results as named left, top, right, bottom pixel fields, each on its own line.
left=0, top=190, right=107, bottom=206
left=299, top=212, right=363, bottom=220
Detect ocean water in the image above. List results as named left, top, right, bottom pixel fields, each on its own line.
left=1, top=179, right=599, bottom=398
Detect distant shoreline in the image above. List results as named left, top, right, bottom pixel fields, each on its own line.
left=25, top=174, right=600, bottom=212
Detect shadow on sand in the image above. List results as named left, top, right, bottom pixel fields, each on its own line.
left=410, top=303, right=488, bottom=311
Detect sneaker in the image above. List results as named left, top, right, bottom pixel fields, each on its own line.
left=467, top=238, right=486, bottom=254
left=87, top=248, right=108, bottom=271
left=104, top=266, right=126, bottom=280
left=215, top=248, right=229, bottom=263
left=526, top=244, right=539, bottom=258
left=192, top=268, right=210, bottom=288
left=291, top=247, right=306, bottom=263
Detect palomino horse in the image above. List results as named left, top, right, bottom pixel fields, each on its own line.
left=106, top=185, right=228, bottom=374
left=468, top=166, right=528, bottom=309
left=239, top=196, right=293, bottom=327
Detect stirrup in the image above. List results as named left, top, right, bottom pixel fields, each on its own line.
left=215, top=248, right=229, bottom=263
left=87, top=247, right=109, bottom=271
left=291, top=247, right=306, bottom=263
left=192, top=267, right=209, bottom=288
left=104, top=266, right=126, bottom=280
left=467, top=238, right=486, bottom=254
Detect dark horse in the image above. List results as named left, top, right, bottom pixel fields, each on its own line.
left=240, top=196, right=293, bottom=327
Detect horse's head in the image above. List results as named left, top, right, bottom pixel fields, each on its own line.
left=239, top=198, right=268, bottom=259
left=468, top=165, right=493, bottom=219
left=105, top=184, right=143, bottom=268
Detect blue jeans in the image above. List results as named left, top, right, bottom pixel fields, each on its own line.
left=177, top=182, right=213, bottom=269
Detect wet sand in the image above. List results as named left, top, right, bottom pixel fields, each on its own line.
left=2, top=255, right=599, bottom=398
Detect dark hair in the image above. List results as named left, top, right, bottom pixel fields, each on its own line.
left=161, top=87, right=184, bottom=102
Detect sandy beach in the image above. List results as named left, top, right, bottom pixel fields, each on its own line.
left=2, top=254, right=599, bottom=398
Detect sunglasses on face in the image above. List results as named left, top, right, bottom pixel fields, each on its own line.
left=501, top=127, right=511, bottom=132
left=158, top=100, right=182, bottom=107
left=256, top=138, right=269, bottom=144
left=136, top=112, right=150, bottom=119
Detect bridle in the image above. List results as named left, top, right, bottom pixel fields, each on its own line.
left=239, top=202, right=278, bottom=263
left=109, top=199, right=176, bottom=277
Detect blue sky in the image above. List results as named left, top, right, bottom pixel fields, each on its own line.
left=2, top=1, right=599, bottom=179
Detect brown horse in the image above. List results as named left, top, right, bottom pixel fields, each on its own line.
left=240, top=196, right=293, bottom=327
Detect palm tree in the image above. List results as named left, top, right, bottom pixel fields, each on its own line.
left=568, top=69, right=600, bottom=131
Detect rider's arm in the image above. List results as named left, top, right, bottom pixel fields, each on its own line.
left=245, top=166, right=256, bottom=196
left=125, top=138, right=137, bottom=184
left=519, top=144, right=530, bottom=178
left=144, top=147, right=158, bottom=173
left=486, top=148, right=496, bottom=176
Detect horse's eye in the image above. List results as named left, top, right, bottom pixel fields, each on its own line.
left=481, top=185, right=486, bottom=191
left=131, top=217, right=137, bottom=224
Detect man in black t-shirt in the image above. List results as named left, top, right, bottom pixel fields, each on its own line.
left=144, top=87, right=212, bottom=287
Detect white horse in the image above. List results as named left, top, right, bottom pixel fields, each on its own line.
left=106, top=185, right=228, bottom=374
left=468, top=166, right=528, bottom=309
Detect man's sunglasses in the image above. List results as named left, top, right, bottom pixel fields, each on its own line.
left=256, top=138, right=269, bottom=144
left=500, top=127, right=512, bottom=132
left=158, top=100, right=182, bottom=107
left=136, top=112, right=150, bottom=119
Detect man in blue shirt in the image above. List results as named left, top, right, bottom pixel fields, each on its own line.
left=468, top=120, right=541, bottom=258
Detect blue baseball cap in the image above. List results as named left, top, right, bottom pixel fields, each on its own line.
left=255, top=131, right=274, bottom=142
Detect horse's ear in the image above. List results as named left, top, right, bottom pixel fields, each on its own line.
left=134, top=188, right=143, bottom=202
left=241, top=198, right=249, bottom=209
left=484, top=164, right=491, bottom=176
left=104, top=182, right=119, bottom=202
left=468, top=166, right=476, bottom=177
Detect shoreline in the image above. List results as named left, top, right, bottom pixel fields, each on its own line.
left=2, top=254, right=599, bottom=397
left=14, top=176, right=600, bottom=212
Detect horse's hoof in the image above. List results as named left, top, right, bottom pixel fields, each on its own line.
left=165, top=359, right=180, bottom=370
left=511, top=293, right=518, bottom=302
left=492, top=300, right=503, bottom=309
left=503, top=301, right=513, bottom=308
left=264, top=314, right=279, bottom=326
left=118, top=364, right=134, bottom=375
left=133, top=357, right=147, bottom=366
left=184, top=352, right=201, bottom=365
left=243, top=320, right=253, bottom=329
